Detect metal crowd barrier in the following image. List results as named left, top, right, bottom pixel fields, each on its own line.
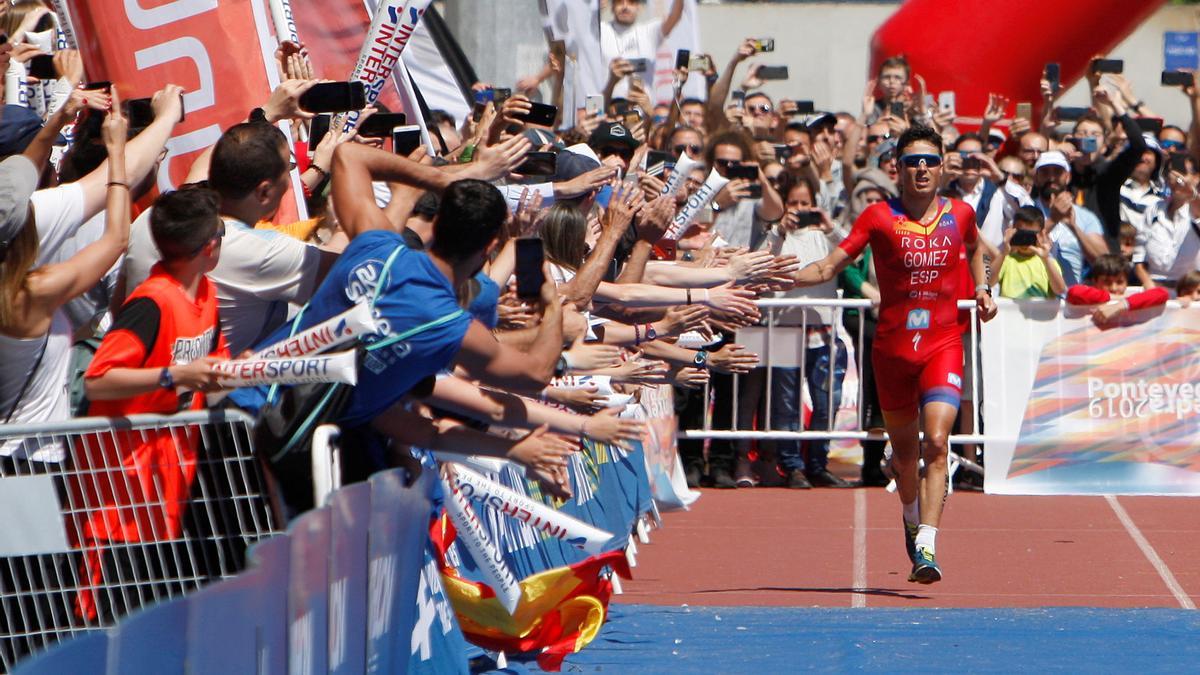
left=0, top=410, right=280, bottom=672
left=681, top=298, right=989, bottom=472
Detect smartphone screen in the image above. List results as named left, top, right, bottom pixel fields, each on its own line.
left=1169, top=153, right=1190, bottom=174
left=938, top=91, right=956, bottom=116
left=298, top=81, right=367, bottom=113
left=1045, top=62, right=1060, bottom=94
left=796, top=210, right=822, bottom=227
left=1091, top=58, right=1124, bottom=74
left=728, top=163, right=759, bottom=180
left=731, top=90, right=746, bottom=109
left=688, top=55, right=711, bottom=72
left=493, top=87, right=512, bottom=105
left=125, top=98, right=155, bottom=129
left=773, top=144, right=792, bottom=161
left=517, top=102, right=558, bottom=127
left=675, top=49, right=690, bottom=70
left=308, top=115, right=332, bottom=154
left=793, top=100, right=815, bottom=114
left=585, top=95, right=604, bottom=117
left=1056, top=106, right=1088, bottom=121
left=1011, top=229, right=1039, bottom=247
left=391, top=124, right=422, bottom=156
left=889, top=101, right=906, bottom=117
left=752, top=38, right=774, bottom=53
left=646, top=150, right=672, bottom=177
left=27, top=54, right=56, bottom=80
left=1162, top=70, right=1195, bottom=88
left=515, top=238, right=546, bottom=300
left=757, top=66, right=789, bottom=81
left=1016, top=102, right=1033, bottom=121
left=357, top=113, right=408, bottom=138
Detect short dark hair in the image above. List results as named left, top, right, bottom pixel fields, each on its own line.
left=430, top=180, right=508, bottom=262
left=705, top=130, right=752, bottom=166
left=151, top=186, right=222, bottom=262
left=208, top=122, right=288, bottom=200
left=879, top=55, right=910, bottom=78
left=1087, top=254, right=1127, bottom=282
left=1177, top=270, right=1200, bottom=296
left=680, top=98, right=704, bottom=109
left=952, top=132, right=983, bottom=149
left=896, top=124, right=943, bottom=156
left=1012, top=205, right=1045, bottom=230
left=426, top=109, right=454, bottom=128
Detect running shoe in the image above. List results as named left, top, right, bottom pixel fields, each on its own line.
left=903, top=519, right=920, bottom=563
left=909, top=545, right=942, bottom=584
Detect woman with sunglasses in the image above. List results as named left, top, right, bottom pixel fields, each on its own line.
left=789, top=125, right=996, bottom=585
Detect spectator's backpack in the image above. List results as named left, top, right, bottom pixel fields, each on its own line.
left=252, top=243, right=464, bottom=512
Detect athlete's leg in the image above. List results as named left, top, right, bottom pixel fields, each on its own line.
left=917, top=401, right=958, bottom=527
left=883, top=410, right=921, bottom=506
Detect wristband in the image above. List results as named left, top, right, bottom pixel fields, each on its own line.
left=686, top=288, right=693, bottom=305
left=106, top=181, right=129, bottom=190
left=693, top=350, right=709, bottom=369
left=308, top=164, right=329, bottom=180
left=633, top=323, right=642, bottom=346
left=975, top=283, right=991, bottom=296
left=158, top=367, right=174, bottom=390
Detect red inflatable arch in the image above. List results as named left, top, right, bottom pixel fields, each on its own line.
left=870, top=0, right=1167, bottom=121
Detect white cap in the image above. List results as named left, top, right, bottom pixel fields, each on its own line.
left=0, top=155, right=38, bottom=254
left=1033, top=150, right=1070, bottom=173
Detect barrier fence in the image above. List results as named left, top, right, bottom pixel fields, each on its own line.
left=0, top=410, right=280, bottom=673
left=7, top=400, right=665, bottom=672
left=680, top=298, right=988, bottom=478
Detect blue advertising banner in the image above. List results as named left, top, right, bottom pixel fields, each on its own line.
left=105, top=596, right=189, bottom=675
left=288, top=507, right=332, bottom=675
left=327, top=483, right=371, bottom=675
left=184, top=570, right=273, bottom=673
left=1165, top=31, right=1199, bottom=72
left=246, top=535, right=291, bottom=675
left=12, top=631, right=108, bottom=675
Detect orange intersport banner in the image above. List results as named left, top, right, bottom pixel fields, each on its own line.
left=62, top=0, right=304, bottom=223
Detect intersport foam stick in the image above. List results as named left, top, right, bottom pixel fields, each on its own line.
left=212, top=350, right=357, bottom=387
left=252, top=303, right=378, bottom=360
left=267, top=0, right=300, bottom=44
left=664, top=167, right=729, bottom=240
left=660, top=150, right=704, bottom=202
left=337, top=0, right=432, bottom=132
left=443, top=476, right=522, bottom=614
left=451, top=463, right=616, bottom=555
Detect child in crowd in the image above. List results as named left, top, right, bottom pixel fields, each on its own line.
left=84, top=187, right=229, bottom=411
left=1066, top=253, right=1169, bottom=326
left=1175, top=270, right=1200, bottom=306
left=988, top=206, right=1067, bottom=299
left=1119, top=222, right=1154, bottom=288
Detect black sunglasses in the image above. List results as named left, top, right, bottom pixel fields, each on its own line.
left=867, top=134, right=891, bottom=143
left=599, top=146, right=634, bottom=160
left=673, top=143, right=703, bottom=156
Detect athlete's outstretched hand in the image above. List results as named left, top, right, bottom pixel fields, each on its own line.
left=976, top=290, right=997, bottom=322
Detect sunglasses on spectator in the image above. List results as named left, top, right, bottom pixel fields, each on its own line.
left=867, top=134, right=891, bottom=143
left=1162, top=139, right=1185, bottom=151
left=673, top=143, right=703, bottom=156
left=193, top=220, right=226, bottom=254
left=1002, top=171, right=1026, bottom=182
left=899, top=153, right=942, bottom=168
left=599, top=146, right=634, bottom=160
left=749, top=104, right=772, bottom=115
left=714, top=158, right=739, bottom=168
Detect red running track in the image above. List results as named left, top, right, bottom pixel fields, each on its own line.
left=620, top=487, right=1200, bottom=609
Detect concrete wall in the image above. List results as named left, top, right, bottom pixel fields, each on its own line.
left=445, top=1, right=1200, bottom=127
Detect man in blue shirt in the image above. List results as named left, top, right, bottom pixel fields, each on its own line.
left=233, top=136, right=575, bottom=499
left=1033, top=151, right=1108, bottom=287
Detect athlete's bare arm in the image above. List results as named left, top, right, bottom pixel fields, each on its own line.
left=792, top=247, right=851, bottom=288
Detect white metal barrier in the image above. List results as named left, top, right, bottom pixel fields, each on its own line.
left=0, top=410, right=280, bottom=672
left=681, top=298, right=989, bottom=473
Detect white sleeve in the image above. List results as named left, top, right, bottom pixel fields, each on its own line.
left=255, top=234, right=322, bottom=303
left=31, top=183, right=86, bottom=266
left=979, top=189, right=1009, bottom=249
left=1142, top=212, right=1183, bottom=275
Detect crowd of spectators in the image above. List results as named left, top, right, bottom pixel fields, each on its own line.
left=3, top=0, right=1200, bottom=513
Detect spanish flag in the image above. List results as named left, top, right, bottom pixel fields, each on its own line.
left=430, top=515, right=632, bottom=671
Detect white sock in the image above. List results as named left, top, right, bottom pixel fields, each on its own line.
left=902, top=500, right=919, bottom=526
left=915, top=524, right=937, bottom=552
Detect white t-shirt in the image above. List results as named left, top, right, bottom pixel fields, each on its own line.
left=764, top=228, right=838, bottom=327
left=124, top=209, right=322, bottom=354
left=32, top=182, right=87, bottom=266
left=600, top=19, right=663, bottom=99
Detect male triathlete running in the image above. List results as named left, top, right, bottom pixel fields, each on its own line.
left=791, top=125, right=996, bottom=583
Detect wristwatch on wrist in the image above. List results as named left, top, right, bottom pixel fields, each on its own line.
left=693, top=350, right=709, bottom=369
left=158, top=367, right=174, bottom=390
left=554, top=355, right=569, bottom=378
left=644, top=323, right=658, bottom=342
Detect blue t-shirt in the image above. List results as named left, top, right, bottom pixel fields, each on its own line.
left=229, top=230, right=471, bottom=427
left=1042, top=202, right=1104, bottom=287
left=468, top=272, right=500, bottom=329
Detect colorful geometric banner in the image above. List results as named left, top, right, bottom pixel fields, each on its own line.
left=983, top=299, right=1200, bottom=495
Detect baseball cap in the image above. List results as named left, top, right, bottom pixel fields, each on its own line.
left=588, top=121, right=640, bottom=151
left=552, top=148, right=601, bottom=184
left=987, top=129, right=1006, bottom=145
left=0, top=105, right=45, bottom=156
left=0, top=154, right=38, bottom=260
left=804, top=112, right=837, bottom=131
left=1033, top=150, right=1070, bottom=173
